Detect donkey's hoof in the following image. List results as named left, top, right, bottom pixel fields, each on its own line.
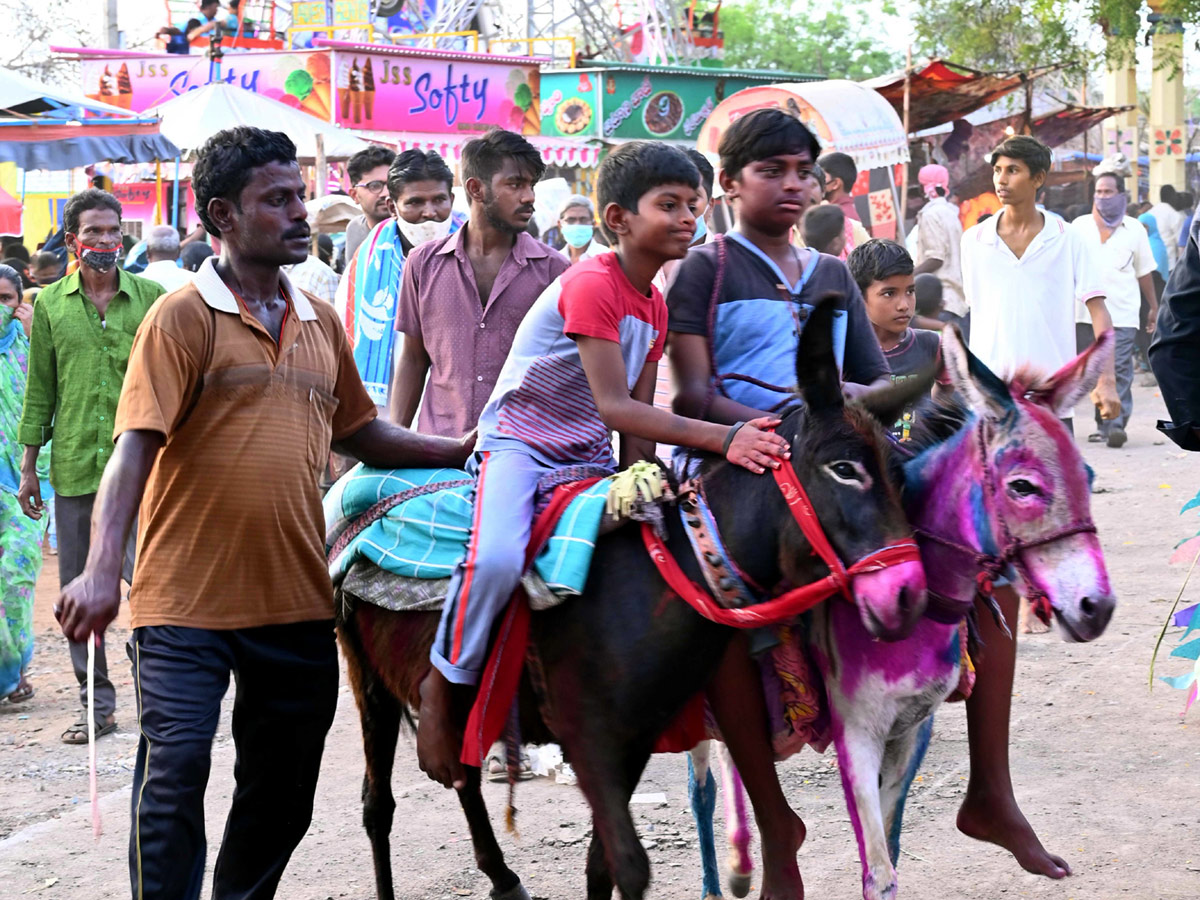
left=863, top=867, right=898, bottom=900
left=728, top=872, right=751, bottom=898
left=490, top=881, right=532, bottom=900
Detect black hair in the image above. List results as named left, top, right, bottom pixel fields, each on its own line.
left=1094, top=172, right=1126, bottom=194
left=317, top=233, right=333, bottom=265
left=192, top=126, right=297, bottom=237
left=1160, top=184, right=1179, bottom=204
left=1174, top=190, right=1195, bottom=212
left=2, top=243, right=30, bottom=264
left=387, top=149, right=454, bottom=200
left=846, top=238, right=914, bottom=293
left=988, top=135, right=1052, bottom=178
left=596, top=141, right=699, bottom=243
left=685, top=148, right=715, bottom=200
left=0, top=263, right=22, bottom=296
left=31, top=250, right=60, bottom=271
left=346, top=144, right=396, bottom=186
left=913, top=273, right=944, bottom=316
left=63, top=188, right=122, bottom=235
left=180, top=241, right=215, bottom=272
left=976, top=212, right=993, bottom=223
left=809, top=163, right=826, bottom=191
left=801, top=205, right=844, bottom=255
left=718, top=108, right=821, bottom=180
left=461, top=128, right=546, bottom=188
left=817, top=152, right=857, bottom=194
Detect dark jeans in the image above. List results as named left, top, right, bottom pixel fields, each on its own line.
left=126, top=621, right=339, bottom=900
left=56, top=492, right=136, bottom=719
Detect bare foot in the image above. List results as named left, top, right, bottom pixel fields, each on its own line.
left=957, top=790, right=1070, bottom=878
left=415, top=668, right=466, bottom=790
left=1018, top=597, right=1049, bottom=635
left=757, top=810, right=807, bottom=899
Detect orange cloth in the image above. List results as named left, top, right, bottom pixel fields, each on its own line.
left=959, top=192, right=1001, bottom=231
left=114, top=259, right=376, bottom=630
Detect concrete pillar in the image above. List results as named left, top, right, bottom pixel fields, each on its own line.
left=1148, top=10, right=1186, bottom=199
left=1103, top=36, right=1139, bottom=194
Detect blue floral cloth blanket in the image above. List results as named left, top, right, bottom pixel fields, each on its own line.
left=324, top=465, right=612, bottom=597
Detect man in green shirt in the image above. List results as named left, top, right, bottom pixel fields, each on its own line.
left=17, top=188, right=164, bottom=744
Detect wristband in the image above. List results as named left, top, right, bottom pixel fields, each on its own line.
left=722, top=421, right=747, bottom=456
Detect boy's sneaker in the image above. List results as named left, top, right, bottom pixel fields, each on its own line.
left=1106, top=426, right=1128, bottom=448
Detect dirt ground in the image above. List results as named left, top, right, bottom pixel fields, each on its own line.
left=1, top=379, right=1198, bottom=900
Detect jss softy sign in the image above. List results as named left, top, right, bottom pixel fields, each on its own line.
left=331, top=50, right=540, bottom=134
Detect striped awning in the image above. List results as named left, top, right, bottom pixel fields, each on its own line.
left=368, top=132, right=603, bottom=169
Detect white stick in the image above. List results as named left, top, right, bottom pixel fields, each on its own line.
left=87, top=635, right=101, bottom=838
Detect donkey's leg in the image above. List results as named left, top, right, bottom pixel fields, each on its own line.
left=456, top=766, right=529, bottom=900
left=585, top=831, right=614, bottom=900
left=959, top=586, right=1070, bottom=878
left=715, top=742, right=753, bottom=899
left=573, top=743, right=654, bottom=900
left=687, top=742, right=723, bottom=899
left=341, top=626, right=405, bottom=900
left=879, top=716, right=934, bottom=868
left=831, top=720, right=895, bottom=900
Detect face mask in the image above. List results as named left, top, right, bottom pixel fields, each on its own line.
left=561, top=223, right=594, bottom=249
left=395, top=215, right=453, bottom=247
left=77, top=242, right=120, bottom=272
left=692, top=216, right=708, bottom=244
left=1094, top=193, right=1127, bottom=228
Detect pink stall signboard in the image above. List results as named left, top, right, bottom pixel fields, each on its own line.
left=79, top=51, right=334, bottom=122
left=330, top=48, right=541, bottom=135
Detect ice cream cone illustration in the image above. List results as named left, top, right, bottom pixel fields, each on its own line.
left=349, top=59, right=363, bottom=124
left=98, top=66, right=117, bottom=100
left=361, top=57, right=375, bottom=122
left=306, top=52, right=331, bottom=83
left=337, top=56, right=352, bottom=121
left=116, top=63, right=134, bottom=109
left=301, top=84, right=330, bottom=120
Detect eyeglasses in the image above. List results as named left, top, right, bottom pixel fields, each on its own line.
left=354, top=180, right=387, bottom=194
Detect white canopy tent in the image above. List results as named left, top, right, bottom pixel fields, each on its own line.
left=144, top=82, right=375, bottom=161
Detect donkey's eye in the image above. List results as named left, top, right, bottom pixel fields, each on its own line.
left=824, top=460, right=871, bottom=488
left=1008, top=478, right=1042, bottom=498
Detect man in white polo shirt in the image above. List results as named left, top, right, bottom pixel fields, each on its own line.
left=1071, top=168, right=1158, bottom=447
left=961, top=135, right=1119, bottom=429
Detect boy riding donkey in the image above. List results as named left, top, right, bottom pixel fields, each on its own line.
left=666, top=111, right=1097, bottom=894
left=415, top=142, right=792, bottom=793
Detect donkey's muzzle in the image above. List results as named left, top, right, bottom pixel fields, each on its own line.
left=853, top=560, right=928, bottom=641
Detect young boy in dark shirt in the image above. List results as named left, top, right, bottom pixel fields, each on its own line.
left=801, top=203, right=846, bottom=257
left=848, top=239, right=941, bottom=441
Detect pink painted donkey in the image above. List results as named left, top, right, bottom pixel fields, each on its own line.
left=689, top=326, right=1117, bottom=900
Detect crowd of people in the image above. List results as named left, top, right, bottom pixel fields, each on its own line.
left=0, top=115, right=1198, bottom=900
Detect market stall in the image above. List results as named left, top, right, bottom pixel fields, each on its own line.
left=697, top=79, right=911, bottom=239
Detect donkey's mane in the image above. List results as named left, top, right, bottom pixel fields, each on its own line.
left=905, top=395, right=971, bottom=453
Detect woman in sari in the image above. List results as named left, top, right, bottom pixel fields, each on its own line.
left=0, top=263, right=50, bottom=702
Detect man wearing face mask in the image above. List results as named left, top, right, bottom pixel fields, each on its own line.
left=1071, top=166, right=1157, bottom=448
left=337, top=149, right=465, bottom=410
left=388, top=130, right=567, bottom=434
left=16, top=188, right=164, bottom=745
left=557, top=195, right=608, bottom=263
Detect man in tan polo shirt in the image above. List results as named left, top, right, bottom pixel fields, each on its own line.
left=55, top=126, right=471, bottom=900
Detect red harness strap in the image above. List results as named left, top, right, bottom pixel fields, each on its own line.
left=642, top=460, right=921, bottom=628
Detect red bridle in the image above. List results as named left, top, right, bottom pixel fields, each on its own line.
left=641, top=451, right=922, bottom=628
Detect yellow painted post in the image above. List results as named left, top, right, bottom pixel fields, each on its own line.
left=154, top=160, right=163, bottom=225
left=1147, top=7, right=1186, bottom=199
left=1103, top=32, right=1139, bottom=192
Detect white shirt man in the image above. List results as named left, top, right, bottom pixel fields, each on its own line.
left=141, top=258, right=192, bottom=293
left=141, top=225, right=193, bottom=293
left=963, top=211, right=1104, bottom=380
left=916, top=194, right=966, bottom=318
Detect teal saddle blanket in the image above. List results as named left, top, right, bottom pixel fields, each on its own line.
left=324, top=465, right=611, bottom=597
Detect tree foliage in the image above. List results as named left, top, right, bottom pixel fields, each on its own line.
left=2, top=0, right=98, bottom=87
left=720, top=0, right=903, bottom=79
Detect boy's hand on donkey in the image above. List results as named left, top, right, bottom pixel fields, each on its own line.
left=724, top=417, right=790, bottom=474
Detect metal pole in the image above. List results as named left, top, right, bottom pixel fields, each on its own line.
left=900, top=44, right=912, bottom=228
left=313, top=134, right=326, bottom=256
left=172, top=156, right=181, bottom=230
left=105, top=0, right=120, bottom=49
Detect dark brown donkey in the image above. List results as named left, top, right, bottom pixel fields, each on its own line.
left=334, top=298, right=928, bottom=900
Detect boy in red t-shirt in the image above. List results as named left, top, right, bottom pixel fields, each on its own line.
left=417, top=142, right=790, bottom=789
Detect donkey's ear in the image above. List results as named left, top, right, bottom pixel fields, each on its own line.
left=796, top=293, right=843, bottom=413
left=1027, top=328, right=1114, bottom=417
left=940, top=323, right=1015, bottom=420
left=857, top=367, right=937, bottom=428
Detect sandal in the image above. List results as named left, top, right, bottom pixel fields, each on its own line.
left=486, top=750, right=534, bottom=783
left=62, top=715, right=117, bottom=744
left=5, top=682, right=34, bottom=704
left=1087, top=432, right=1105, bottom=443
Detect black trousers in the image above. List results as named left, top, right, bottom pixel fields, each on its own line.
left=126, top=621, right=339, bottom=900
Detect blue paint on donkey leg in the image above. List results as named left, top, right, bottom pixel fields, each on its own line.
left=688, top=754, right=722, bottom=898
left=887, top=715, right=935, bottom=866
